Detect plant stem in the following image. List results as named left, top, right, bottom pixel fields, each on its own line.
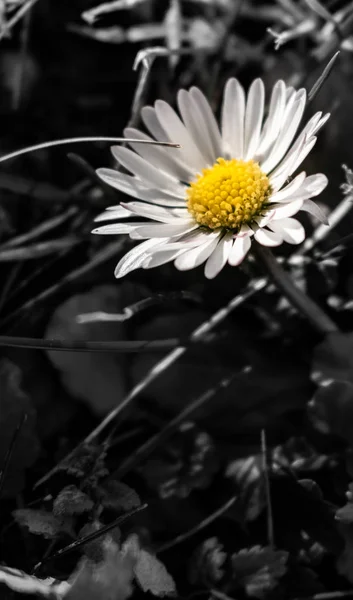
left=254, top=244, right=338, bottom=335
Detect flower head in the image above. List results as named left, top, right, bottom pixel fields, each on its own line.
left=93, top=78, right=329, bottom=279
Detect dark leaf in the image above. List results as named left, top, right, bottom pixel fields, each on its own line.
left=309, top=380, right=353, bottom=444
left=58, top=443, right=108, bottom=484
left=46, top=283, right=148, bottom=415
left=99, top=481, right=141, bottom=513
left=0, top=359, right=40, bottom=497
left=313, top=332, right=353, bottom=383
left=272, top=437, right=333, bottom=472
left=53, top=485, right=94, bottom=517
left=226, top=455, right=265, bottom=521
left=336, top=483, right=353, bottom=523
left=189, top=537, right=227, bottom=586
left=231, top=546, right=288, bottom=599
left=122, top=534, right=176, bottom=597
left=140, top=423, right=218, bottom=500
left=13, top=508, right=75, bottom=539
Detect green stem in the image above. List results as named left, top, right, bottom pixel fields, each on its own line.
left=254, top=244, right=338, bottom=335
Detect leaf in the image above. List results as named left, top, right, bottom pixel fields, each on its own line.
left=0, top=359, right=40, bottom=497
left=313, top=332, right=353, bottom=383
left=0, top=565, right=69, bottom=598
left=13, top=508, right=74, bottom=539
left=123, top=534, right=176, bottom=597
left=226, top=455, right=266, bottom=521
left=65, top=539, right=134, bottom=600
left=53, top=485, right=94, bottom=517
left=337, top=523, right=353, bottom=583
left=139, top=423, right=218, bottom=499
left=46, top=283, right=148, bottom=416
left=231, top=546, right=288, bottom=599
left=272, top=436, right=332, bottom=472
left=189, top=537, right=227, bottom=586
left=309, top=380, right=353, bottom=444
left=336, top=483, right=353, bottom=523
left=58, top=443, right=108, bottom=483
left=99, top=481, right=141, bottom=513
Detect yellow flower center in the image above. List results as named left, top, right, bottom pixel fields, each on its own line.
left=186, top=158, right=271, bottom=230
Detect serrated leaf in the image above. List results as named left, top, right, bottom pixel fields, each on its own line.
left=123, top=534, right=176, bottom=597
left=232, top=546, right=288, bottom=599
left=53, top=485, right=94, bottom=517
left=99, top=481, right=141, bottom=513
left=13, top=508, right=74, bottom=539
left=59, top=443, right=108, bottom=483
left=0, top=565, right=69, bottom=598
left=65, top=539, right=134, bottom=600
left=189, top=537, right=227, bottom=586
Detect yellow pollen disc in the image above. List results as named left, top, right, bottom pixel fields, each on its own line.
left=186, top=157, right=271, bottom=230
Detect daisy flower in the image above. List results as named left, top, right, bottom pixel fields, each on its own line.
left=93, top=78, right=329, bottom=279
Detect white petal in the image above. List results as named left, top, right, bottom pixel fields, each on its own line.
left=111, top=146, right=182, bottom=193
left=204, top=233, right=233, bottom=279
left=269, top=217, right=305, bottom=244
left=261, top=89, right=306, bottom=173
left=228, top=234, right=251, bottom=266
left=177, top=89, right=215, bottom=165
left=94, top=205, right=133, bottom=222
left=269, top=135, right=316, bottom=192
left=269, top=171, right=307, bottom=203
left=120, top=201, right=180, bottom=223
left=174, top=232, right=221, bottom=271
left=296, top=173, right=328, bottom=197
left=221, top=78, right=245, bottom=159
left=270, top=199, right=304, bottom=219
left=92, top=222, right=144, bottom=235
left=124, top=127, right=195, bottom=182
left=190, top=87, right=223, bottom=159
left=131, top=221, right=197, bottom=240
left=256, top=80, right=286, bottom=158
left=254, top=228, right=283, bottom=246
left=269, top=110, right=328, bottom=188
left=301, top=199, right=329, bottom=224
left=244, top=79, right=265, bottom=159
left=154, top=100, right=206, bottom=171
left=114, top=238, right=167, bottom=278
left=143, top=248, right=184, bottom=269
left=152, top=229, right=210, bottom=252
left=141, top=105, right=169, bottom=141
left=97, top=168, right=186, bottom=205
left=286, top=136, right=317, bottom=179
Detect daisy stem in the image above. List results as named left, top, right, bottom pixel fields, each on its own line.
left=254, top=244, right=338, bottom=335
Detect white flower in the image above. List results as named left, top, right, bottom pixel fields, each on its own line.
left=93, top=78, right=329, bottom=279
